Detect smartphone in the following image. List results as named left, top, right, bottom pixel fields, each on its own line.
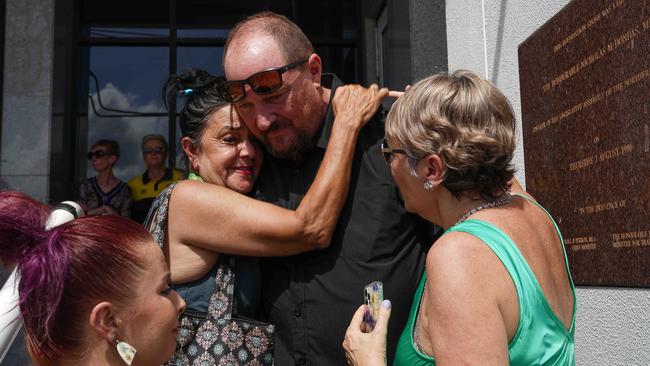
left=363, top=281, right=384, bottom=332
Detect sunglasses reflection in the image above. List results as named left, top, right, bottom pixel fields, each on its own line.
left=143, top=147, right=167, bottom=155
left=87, top=150, right=110, bottom=160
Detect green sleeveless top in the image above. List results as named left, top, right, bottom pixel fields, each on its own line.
left=394, top=195, right=576, bottom=365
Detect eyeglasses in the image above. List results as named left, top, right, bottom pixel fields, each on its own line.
left=87, top=150, right=109, bottom=160
left=219, top=60, right=307, bottom=102
left=380, top=138, right=411, bottom=164
left=143, top=147, right=167, bottom=155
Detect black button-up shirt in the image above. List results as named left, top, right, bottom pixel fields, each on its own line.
left=256, top=75, right=438, bottom=365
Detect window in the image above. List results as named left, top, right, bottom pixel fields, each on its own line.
left=51, top=0, right=360, bottom=201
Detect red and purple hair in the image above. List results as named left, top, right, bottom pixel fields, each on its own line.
left=0, top=190, right=152, bottom=364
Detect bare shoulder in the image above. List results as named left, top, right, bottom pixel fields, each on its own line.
left=172, top=179, right=212, bottom=195
left=426, top=231, right=505, bottom=298
left=171, top=179, right=233, bottom=203
left=423, top=231, right=511, bottom=364
left=170, top=179, right=199, bottom=197
left=427, top=231, right=497, bottom=273
left=167, top=180, right=244, bottom=223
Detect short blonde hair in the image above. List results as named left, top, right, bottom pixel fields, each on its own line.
left=141, top=134, right=168, bottom=151
left=385, top=70, right=516, bottom=199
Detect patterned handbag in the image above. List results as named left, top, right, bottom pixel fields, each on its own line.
left=145, top=183, right=275, bottom=366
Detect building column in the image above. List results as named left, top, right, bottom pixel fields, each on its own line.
left=1, top=0, right=54, bottom=201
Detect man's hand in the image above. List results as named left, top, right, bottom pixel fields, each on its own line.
left=332, top=84, right=389, bottom=130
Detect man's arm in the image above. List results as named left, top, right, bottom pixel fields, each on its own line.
left=167, top=85, right=388, bottom=283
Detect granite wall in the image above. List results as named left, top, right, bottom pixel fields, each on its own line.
left=446, top=0, right=650, bottom=364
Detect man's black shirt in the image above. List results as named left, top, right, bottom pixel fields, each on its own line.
left=256, top=74, right=438, bottom=365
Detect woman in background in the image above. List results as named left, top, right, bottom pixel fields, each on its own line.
left=78, top=139, right=131, bottom=217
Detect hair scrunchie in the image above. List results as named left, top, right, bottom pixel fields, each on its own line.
left=45, top=201, right=85, bottom=230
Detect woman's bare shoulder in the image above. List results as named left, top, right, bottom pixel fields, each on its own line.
left=171, top=179, right=239, bottom=204
left=423, top=230, right=510, bottom=364
left=426, top=230, right=506, bottom=296
left=427, top=231, right=494, bottom=266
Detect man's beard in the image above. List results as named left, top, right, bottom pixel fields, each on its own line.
left=263, top=126, right=314, bottom=160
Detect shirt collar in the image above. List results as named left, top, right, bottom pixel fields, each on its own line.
left=142, top=167, right=172, bottom=184
left=314, top=74, right=343, bottom=149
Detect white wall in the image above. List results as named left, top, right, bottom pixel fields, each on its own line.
left=446, top=1, right=650, bottom=365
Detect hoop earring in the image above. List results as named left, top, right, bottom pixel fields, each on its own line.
left=115, top=338, right=137, bottom=365
left=423, top=181, right=434, bottom=191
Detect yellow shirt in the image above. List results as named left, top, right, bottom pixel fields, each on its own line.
left=127, top=168, right=184, bottom=223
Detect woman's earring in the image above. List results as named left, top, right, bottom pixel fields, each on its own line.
left=115, top=338, right=137, bottom=365
left=423, top=181, right=434, bottom=191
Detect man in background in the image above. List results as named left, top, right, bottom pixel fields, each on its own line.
left=128, top=134, right=183, bottom=223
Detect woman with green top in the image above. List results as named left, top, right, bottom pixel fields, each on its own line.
left=344, top=70, right=576, bottom=365
left=151, top=69, right=387, bottom=321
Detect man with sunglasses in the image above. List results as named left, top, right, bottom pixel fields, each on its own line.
left=127, top=134, right=184, bottom=224
left=222, top=12, right=438, bottom=366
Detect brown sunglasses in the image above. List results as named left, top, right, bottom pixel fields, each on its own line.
left=219, top=60, right=307, bottom=103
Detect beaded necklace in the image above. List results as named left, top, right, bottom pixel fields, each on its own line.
left=452, top=192, right=513, bottom=227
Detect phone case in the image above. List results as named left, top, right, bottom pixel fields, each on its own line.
left=363, top=281, right=384, bottom=331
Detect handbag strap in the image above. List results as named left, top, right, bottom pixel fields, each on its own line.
left=144, top=181, right=238, bottom=320
left=144, top=181, right=177, bottom=248
left=206, top=256, right=236, bottom=319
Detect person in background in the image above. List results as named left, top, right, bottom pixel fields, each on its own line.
left=77, top=139, right=131, bottom=217
left=344, top=70, right=575, bottom=366
left=128, top=134, right=183, bottom=224
left=0, top=190, right=185, bottom=365
left=221, top=11, right=437, bottom=365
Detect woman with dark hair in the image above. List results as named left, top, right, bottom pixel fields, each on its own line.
left=0, top=190, right=185, bottom=365
left=154, top=69, right=386, bottom=283
left=344, top=70, right=576, bottom=365
left=146, top=69, right=387, bottom=362
left=77, top=139, right=131, bottom=217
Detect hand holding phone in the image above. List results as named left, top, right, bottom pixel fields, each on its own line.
left=362, top=281, right=384, bottom=332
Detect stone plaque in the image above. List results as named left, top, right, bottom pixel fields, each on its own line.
left=519, top=0, right=650, bottom=286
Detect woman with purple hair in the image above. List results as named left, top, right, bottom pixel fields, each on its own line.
left=0, top=190, right=185, bottom=365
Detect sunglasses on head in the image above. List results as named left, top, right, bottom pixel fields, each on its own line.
left=380, top=138, right=412, bottom=165
left=87, top=150, right=110, bottom=160
left=219, top=59, right=308, bottom=103
left=143, top=147, right=167, bottom=155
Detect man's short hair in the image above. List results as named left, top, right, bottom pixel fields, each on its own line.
left=141, top=134, right=168, bottom=151
left=224, top=11, right=314, bottom=66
